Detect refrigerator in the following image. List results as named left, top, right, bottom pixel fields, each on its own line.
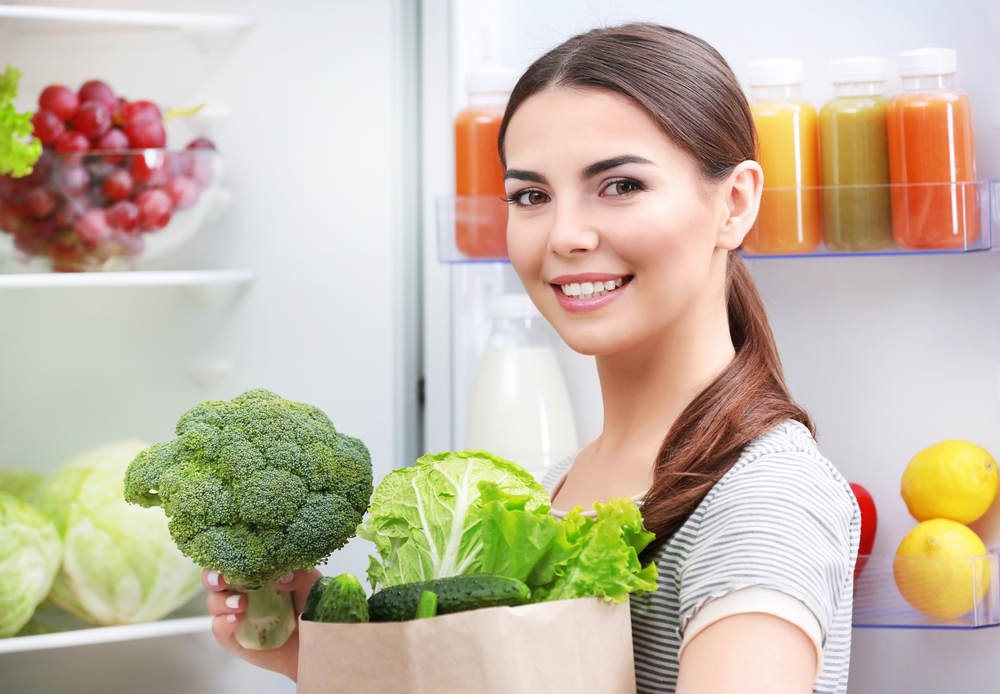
left=0, top=0, right=998, bottom=692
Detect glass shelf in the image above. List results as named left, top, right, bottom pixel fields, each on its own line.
left=0, top=5, right=253, bottom=31
left=436, top=180, right=999, bottom=263
left=852, top=552, right=1000, bottom=630
left=0, top=596, right=210, bottom=654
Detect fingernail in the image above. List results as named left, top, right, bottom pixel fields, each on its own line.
left=226, top=614, right=237, bottom=624
left=226, top=594, right=241, bottom=609
left=279, top=572, right=295, bottom=584
left=207, top=572, right=220, bottom=587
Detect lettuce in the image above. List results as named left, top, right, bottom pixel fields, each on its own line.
left=358, top=450, right=549, bottom=591
left=0, top=66, right=41, bottom=178
left=479, top=482, right=658, bottom=603
left=360, top=451, right=658, bottom=603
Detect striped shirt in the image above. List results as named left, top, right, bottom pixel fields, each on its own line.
left=544, top=420, right=859, bottom=694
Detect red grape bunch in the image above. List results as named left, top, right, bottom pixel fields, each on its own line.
left=0, top=79, right=217, bottom=271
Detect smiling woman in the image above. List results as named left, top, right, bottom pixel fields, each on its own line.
left=497, top=23, right=859, bottom=694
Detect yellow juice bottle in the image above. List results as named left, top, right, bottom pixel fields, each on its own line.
left=746, top=59, right=822, bottom=255
left=819, top=57, right=894, bottom=251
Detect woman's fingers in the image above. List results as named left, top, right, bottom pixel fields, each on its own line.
left=202, top=569, right=229, bottom=592
left=274, top=568, right=324, bottom=614
left=207, top=589, right=247, bottom=616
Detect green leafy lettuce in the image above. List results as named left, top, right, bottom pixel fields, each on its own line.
left=359, top=451, right=658, bottom=603
left=357, top=450, right=549, bottom=591
left=0, top=66, right=42, bottom=178
left=478, top=482, right=658, bottom=603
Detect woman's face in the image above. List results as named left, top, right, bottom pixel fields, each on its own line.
left=503, top=87, right=733, bottom=357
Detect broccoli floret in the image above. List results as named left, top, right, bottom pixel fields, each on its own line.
left=123, top=389, right=373, bottom=650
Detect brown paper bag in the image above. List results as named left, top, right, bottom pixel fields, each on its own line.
left=297, top=596, right=636, bottom=694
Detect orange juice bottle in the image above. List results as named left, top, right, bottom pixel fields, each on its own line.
left=745, top=59, right=822, bottom=255
left=455, top=71, right=513, bottom=259
left=887, top=48, right=978, bottom=250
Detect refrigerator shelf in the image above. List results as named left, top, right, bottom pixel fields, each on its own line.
left=0, top=4, right=253, bottom=31
left=0, top=268, right=254, bottom=289
left=0, top=598, right=211, bottom=654
left=852, top=552, right=1000, bottom=630
left=436, top=180, right=999, bottom=263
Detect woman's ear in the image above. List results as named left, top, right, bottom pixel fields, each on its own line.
left=715, top=160, right=763, bottom=251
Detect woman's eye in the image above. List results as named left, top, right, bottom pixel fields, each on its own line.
left=507, top=189, right=550, bottom=207
left=603, top=179, right=643, bottom=197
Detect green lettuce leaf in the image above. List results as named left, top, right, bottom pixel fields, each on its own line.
left=357, top=450, right=548, bottom=591
left=479, top=483, right=658, bottom=604
left=0, top=66, right=42, bottom=178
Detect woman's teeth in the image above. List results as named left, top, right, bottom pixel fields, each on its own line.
left=560, top=277, right=625, bottom=299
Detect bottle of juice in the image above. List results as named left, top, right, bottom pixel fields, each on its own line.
left=819, top=57, right=894, bottom=251
left=745, top=59, right=822, bottom=255
left=454, top=70, right=514, bottom=259
left=887, top=48, right=978, bottom=250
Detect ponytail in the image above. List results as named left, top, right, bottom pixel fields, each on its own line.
left=639, top=252, right=814, bottom=548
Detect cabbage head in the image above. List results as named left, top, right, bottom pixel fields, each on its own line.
left=0, top=468, right=45, bottom=504
left=37, top=440, right=203, bottom=625
left=0, top=491, right=61, bottom=637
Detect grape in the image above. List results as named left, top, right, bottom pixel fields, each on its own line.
left=50, top=164, right=91, bottom=197
left=107, top=200, right=140, bottom=232
left=54, top=130, right=90, bottom=153
left=77, top=80, right=116, bottom=112
left=30, top=110, right=65, bottom=145
left=39, top=85, right=79, bottom=121
left=0, top=203, right=28, bottom=235
left=120, top=100, right=162, bottom=124
left=13, top=231, right=48, bottom=257
left=72, top=100, right=112, bottom=138
left=21, top=156, right=53, bottom=187
left=54, top=197, right=89, bottom=227
left=124, top=118, right=166, bottom=149
left=189, top=152, right=214, bottom=188
left=102, top=168, right=134, bottom=201
left=23, top=187, right=58, bottom=219
left=131, top=151, right=169, bottom=186
left=187, top=137, right=216, bottom=150
left=164, top=176, right=199, bottom=210
left=136, top=188, right=173, bottom=231
left=73, top=208, right=112, bottom=246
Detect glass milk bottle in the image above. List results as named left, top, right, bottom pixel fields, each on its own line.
left=464, top=294, right=579, bottom=481
left=819, top=57, right=894, bottom=251
left=745, top=59, right=823, bottom=255
left=887, top=48, right=978, bottom=250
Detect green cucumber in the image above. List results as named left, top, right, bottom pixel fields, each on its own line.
left=368, top=574, right=530, bottom=622
left=415, top=590, right=438, bottom=619
left=302, top=573, right=369, bottom=624
left=300, top=576, right=334, bottom=621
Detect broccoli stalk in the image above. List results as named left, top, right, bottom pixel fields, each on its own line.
left=123, top=389, right=373, bottom=650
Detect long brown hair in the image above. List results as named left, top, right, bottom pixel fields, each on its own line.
left=498, top=23, right=814, bottom=545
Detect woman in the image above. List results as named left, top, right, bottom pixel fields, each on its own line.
left=204, top=23, right=858, bottom=694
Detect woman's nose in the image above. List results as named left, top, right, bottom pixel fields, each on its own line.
left=547, top=202, right=599, bottom=256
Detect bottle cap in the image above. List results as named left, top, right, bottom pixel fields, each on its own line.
left=488, top=293, right=540, bottom=319
left=897, top=48, right=957, bottom=77
left=829, top=56, right=887, bottom=83
left=746, top=59, right=804, bottom=87
left=466, top=68, right=519, bottom=95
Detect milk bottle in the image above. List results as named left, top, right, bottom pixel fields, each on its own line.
left=464, top=294, right=579, bottom=481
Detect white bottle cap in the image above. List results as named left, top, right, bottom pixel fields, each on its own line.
left=466, top=68, right=519, bottom=95
left=488, top=293, right=540, bottom=319
left=746, top=59, right=804, bottom=87
left=897, top=48, right=957, bottom=77
left=829, top=57, right=887, bottom=83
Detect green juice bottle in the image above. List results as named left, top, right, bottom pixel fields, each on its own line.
left=819, top=57, right=894, bottom=251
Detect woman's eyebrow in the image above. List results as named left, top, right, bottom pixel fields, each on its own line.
left=503, top=169, right=548, bottom=183
left=581, top=156, right=653, bottom=179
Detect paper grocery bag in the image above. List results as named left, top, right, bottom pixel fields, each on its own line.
left=297, top=597, right=636, bottom=694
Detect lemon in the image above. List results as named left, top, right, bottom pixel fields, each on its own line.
left=901, top=440, right=998, bottom=523
left=893, top=519, right=991, bottom=620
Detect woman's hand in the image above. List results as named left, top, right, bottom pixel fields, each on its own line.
left=203, top=568, right=323, bottom=682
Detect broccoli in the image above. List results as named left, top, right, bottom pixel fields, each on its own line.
left=123, top=389, right=373, bottom=650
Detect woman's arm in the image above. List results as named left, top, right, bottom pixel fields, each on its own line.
left=676, top=613, right=817, bottom=694
left=202, top=568, right=323, bottom=682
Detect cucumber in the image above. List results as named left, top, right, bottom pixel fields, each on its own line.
left=300, top=576, right=334, bottom=621
left=302, top=573, right=369, bottom=624
left=415, top=590, right=438, bottom=619
left=368, top=574, right=530, bottom=622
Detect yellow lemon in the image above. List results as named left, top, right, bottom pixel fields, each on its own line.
left=901, top=440, right=998, bottom=523
left=893, top=518, right=991, bottom=620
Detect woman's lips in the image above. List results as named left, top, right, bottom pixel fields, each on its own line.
left=551, top=275, right=632, bottom=313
